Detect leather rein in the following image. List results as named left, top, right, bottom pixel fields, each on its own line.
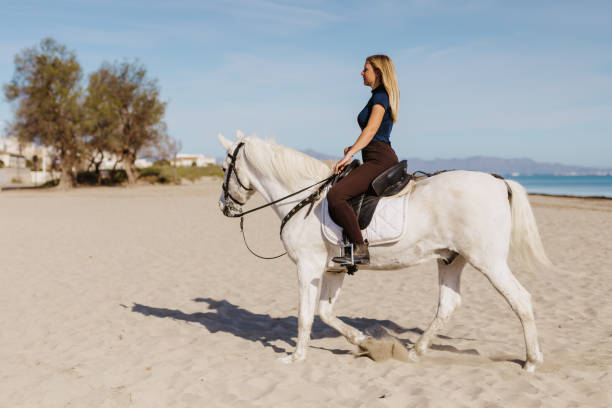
left=222, top=142, right=334, bottom=259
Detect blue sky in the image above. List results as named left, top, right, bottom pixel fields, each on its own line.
left=1, top=0, right=611, bottom=167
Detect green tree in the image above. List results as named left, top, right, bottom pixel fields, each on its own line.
left=84, top=61, right=166, bottom=185
left=83, top=65, right=122, bottom=184
left=3, top=38, right=84, bottom=189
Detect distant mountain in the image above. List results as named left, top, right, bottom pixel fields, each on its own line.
left=300, top=150, right=612, bottom=175
left=405, top=156, right=612, bottom=176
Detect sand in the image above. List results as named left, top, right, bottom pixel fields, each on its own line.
left=1, top=179, right=610, bottom=407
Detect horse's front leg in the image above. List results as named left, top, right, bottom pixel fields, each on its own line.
left=280, top=259, right=324, bottom=363
left=318, top=270, right=367, bottom=345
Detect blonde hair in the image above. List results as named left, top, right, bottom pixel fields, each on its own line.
left=366, top=54, right=399, bottom=123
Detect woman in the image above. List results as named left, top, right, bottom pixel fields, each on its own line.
left=328, top=54, right=400, bottom=265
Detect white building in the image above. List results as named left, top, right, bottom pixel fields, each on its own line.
left=0, top=136, right=26, bottom=168
left=90, top=152, right=152, bottom=170
left=134, top=158, right=153, bottom=168
left=175, top=153, right=215, bottom=167
left=0, top=135, right=54, bottom=169
left=0, top=135, right=56, bottom=186
left=0, top=150, right=26, bottom=169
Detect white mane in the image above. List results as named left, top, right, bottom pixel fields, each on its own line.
left=244, top=137, right=332, bottom=189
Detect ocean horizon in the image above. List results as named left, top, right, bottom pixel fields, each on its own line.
left=505, top=174, right=612, bottom=198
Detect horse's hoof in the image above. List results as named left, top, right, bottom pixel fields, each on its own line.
left=278, top=354, right=305, bottom=364
left=407, top=348, right=420, bottom=362
left=356, top=335, right=374, bottom=348
left=414, top=343, right=429, bottom=356
left=523, top=361, right=537, bottom=372
left=524, top=351, right=543, bottom=372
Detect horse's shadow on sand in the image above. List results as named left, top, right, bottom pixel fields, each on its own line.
left=131, top=297, right=482, bottom=358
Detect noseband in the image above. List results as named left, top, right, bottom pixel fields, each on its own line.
left=222, top=142, right=252, bottom=206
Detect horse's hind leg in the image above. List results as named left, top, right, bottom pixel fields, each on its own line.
left=479, top=261, right=543, bottom=372
left=413, top=256, right=466, bottom=358
left=318, top=270, right=367, bottom=345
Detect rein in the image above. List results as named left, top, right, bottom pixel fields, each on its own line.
left=235, top=176, right=334, bottom=259
left=222, top=142, right=334, bottom=259
left=226, top=175, right=333, bottom=220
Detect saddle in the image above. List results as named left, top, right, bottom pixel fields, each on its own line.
left=333, top=159, right=411, bottom=230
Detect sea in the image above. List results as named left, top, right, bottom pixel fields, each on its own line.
left=504, top=175, right=612, bottom=198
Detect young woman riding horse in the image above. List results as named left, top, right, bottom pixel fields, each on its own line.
left=328, top=54, right=400, bottom=265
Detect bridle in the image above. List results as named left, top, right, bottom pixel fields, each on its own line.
left=222, top=142, right=253, bottom=214
left=221, top=141, right=334, bottom=259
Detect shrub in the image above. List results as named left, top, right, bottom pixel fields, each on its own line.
left=75, top=169, right=127, bottom=186
left=180, top=164, right=223, bottom=179
left=137, top=166, right=162, bottom=177
left=137, top=166, right=169, bottom=184
left=153, top=159, right=170, bottom=166
left=106, top=170, right=127, bottom=185
left=41, top=179, right=59, bottom=188
left=76, top=171, right=99, bottom=185
left=136, top=164, right=223, bottom=184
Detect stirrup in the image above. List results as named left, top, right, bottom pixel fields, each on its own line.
left=331, top=242, right=355, bottom=265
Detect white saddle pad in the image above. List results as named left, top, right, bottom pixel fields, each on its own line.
left=320, top=184, right=412, bottom=246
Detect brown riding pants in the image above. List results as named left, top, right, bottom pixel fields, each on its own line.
left=328, top=141, right=398, bottom=244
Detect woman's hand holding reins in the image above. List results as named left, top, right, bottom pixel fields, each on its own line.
left=334, top=152, right=354, bottom=174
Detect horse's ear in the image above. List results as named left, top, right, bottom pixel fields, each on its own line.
left=236, top=130, right=245, bottom=140
left=217, top=133, right=233, bottom=151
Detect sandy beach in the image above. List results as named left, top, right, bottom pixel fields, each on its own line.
left=1, top=178, right=611, bottom=407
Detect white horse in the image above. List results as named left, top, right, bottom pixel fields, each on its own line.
left=217, top=132, right=551, bottom=372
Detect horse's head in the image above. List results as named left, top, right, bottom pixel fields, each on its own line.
left=218, top=132, right=256, bottom=217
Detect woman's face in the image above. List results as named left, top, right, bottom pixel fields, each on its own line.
left=361, top=61, right=377, bottom=88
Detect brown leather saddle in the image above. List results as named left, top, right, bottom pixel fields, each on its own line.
left=332, top=159, right=411, bottom=230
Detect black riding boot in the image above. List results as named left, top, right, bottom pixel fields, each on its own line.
left=332, top=243, right=370, bottom=265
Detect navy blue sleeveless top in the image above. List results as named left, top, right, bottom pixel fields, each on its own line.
left=357, top=85, right=393, bottom=144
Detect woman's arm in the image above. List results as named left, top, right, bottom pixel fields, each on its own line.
left=334, top=104, right=385, bottom=173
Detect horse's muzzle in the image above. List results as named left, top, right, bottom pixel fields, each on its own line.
left=219, top=199, right=241, bottom=217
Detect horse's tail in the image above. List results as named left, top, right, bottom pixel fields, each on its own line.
left=505, top=179, right=552, bottom=271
